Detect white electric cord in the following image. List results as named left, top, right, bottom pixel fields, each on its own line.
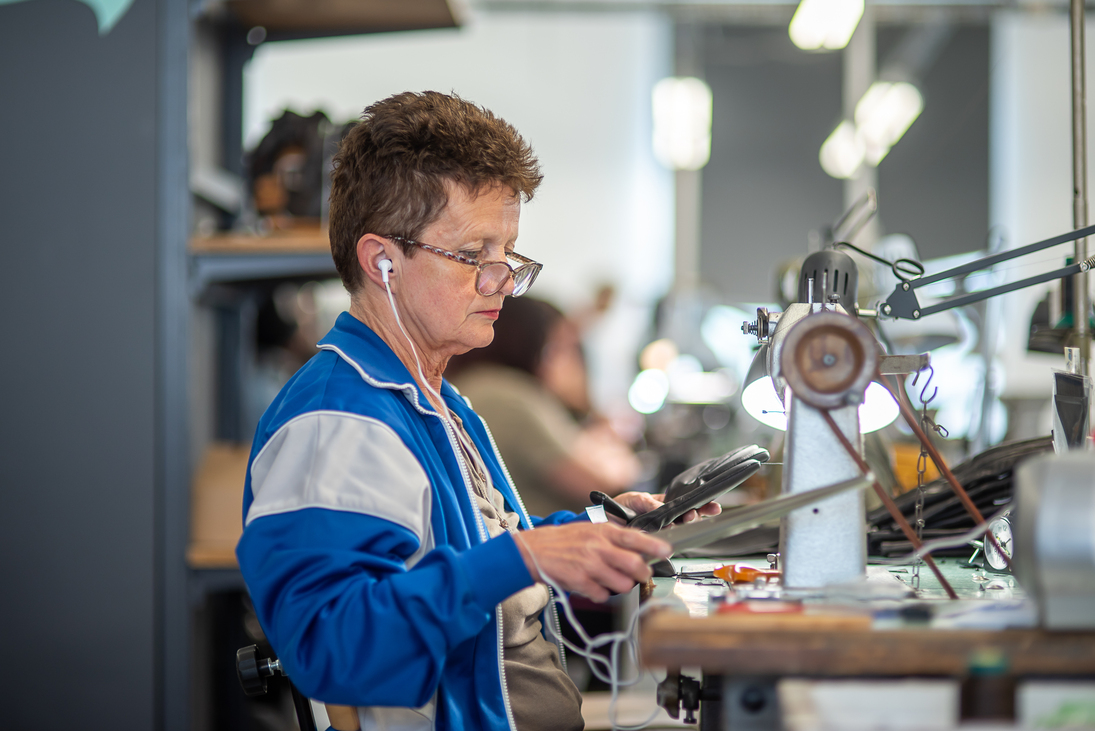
left=385, top=279, right=451, bottom=419
left=513, top=531, right=678, bottom=731
left=384, top=278, right=496, bottom=480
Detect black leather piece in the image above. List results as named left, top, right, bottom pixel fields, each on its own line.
left=866, top=436, right=1052, bottom=557
left=628, top=445, right=770, bottom=533
left=651, top=557, right=677, bottom=577
left=663, top=445, right=769, bottom=504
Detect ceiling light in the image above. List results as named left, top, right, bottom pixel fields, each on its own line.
left=652, top=77, right=713, bottom=171
left=789, top=0, right=865, bottom=51
left=855, top=81, right=923, bottom=165
left=819, top=121, right=865, bottom=179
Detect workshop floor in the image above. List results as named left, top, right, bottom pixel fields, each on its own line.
left=580, top=687, right=690, bottom=730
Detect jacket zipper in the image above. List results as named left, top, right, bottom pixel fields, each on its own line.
left=435, top=410, right=518, bottom=731
left=322, top=345, right=520, bottom=731
left=477, top=417, right=569, bottom=675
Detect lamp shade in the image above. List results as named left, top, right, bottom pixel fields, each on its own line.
left=741, top=374, right=899, bottom=433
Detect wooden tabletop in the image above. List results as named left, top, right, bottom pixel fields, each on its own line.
left=641, top=609, right=1095, bottom=677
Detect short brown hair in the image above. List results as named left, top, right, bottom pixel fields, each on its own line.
left=328, top=91, right=543, bottom=293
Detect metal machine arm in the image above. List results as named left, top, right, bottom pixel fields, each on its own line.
left=880, top=223, right=1095, bottom=320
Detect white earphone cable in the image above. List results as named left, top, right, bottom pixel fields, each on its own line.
left=384, top=278, right=450, bottom=416
left=513, top=531, right=677, bottom=731
left=384, top=276, right=494, bottom=485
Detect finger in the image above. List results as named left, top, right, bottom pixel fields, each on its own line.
left=568, top=550, right=637, bottom=600
left=617, top=492, right=662, bottom=513
left=601, top=549, right=653, bottom=586
left=590, top=560, right=646, bottom=595
left=607, top=524, right=671, bottom=554
left=678, top=508, right=699, bottom=524
left=699, top=501, right=722, bottom=517
left=588, top=543, right=653, bottom=589
left=571, top=575, right=611, bottom=603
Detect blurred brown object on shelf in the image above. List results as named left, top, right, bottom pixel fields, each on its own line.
left=247, top=109, right=354, bottom=232
left=189, top=227, right=331, bottom=254
left=188, top=443, right=250, bottom=568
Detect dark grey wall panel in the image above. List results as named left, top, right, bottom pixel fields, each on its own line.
left=877, top=26, right=991, bottom=260
left=700, top=27, right=845, bottom=303
left=699, top=25, right=990, bottom=303
left=0, top=0, right=158, bottom=727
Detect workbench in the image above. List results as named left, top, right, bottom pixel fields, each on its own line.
left=640, top=558, right=1095, bottom=730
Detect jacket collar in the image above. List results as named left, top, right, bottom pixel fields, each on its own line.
left=317, top=311, right=461, bottom=414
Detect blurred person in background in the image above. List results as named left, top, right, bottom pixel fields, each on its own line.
left=447, top=296, right=641, bottom=518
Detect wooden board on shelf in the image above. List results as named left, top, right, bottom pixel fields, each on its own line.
left=190, top=228, right=332, bottom=255
left=227, top=0, right=459, bottom=34
left=188, top=442, right=251, bottom=569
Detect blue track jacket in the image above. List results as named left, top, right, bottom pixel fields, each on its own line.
left=237, top=312, right=581, bottom=731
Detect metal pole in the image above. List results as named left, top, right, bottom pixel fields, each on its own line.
left=673, top=22, right=703, bottom=292
left=1071, top=0, right=1091, bottom=376
left=844, top=5, right=879, bottom=248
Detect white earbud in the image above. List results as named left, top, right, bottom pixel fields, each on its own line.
left=379, top=258, right=393, bottom=284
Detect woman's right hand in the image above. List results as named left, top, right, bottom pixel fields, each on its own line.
left=512, top=523, right=671, bottom=602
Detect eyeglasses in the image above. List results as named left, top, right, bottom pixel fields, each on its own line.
left=384, top=235, right=542, bottom=297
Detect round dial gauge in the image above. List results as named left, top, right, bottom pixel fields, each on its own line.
left=983, top=516, right=1013, bottom=572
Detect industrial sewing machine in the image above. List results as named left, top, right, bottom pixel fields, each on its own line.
left=643, top=234, right=1095, bottom=729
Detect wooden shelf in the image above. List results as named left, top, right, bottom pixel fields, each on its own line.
left=189, top=229, right=338, bottom=291
left=187, top=442, right=251, bottom=569
left=227, top=0, right=459, bottom=35
left=190, top=228, right=331, bottom=255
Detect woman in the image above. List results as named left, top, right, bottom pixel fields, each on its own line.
left=235, top=91, right=716, bottom=731
left=447, top=296, right=641, bottom=517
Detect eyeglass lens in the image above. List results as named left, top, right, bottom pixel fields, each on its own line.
left=477, top=262, right=538, bottom=297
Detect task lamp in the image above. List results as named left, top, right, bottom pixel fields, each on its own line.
left=740, top=247, right=901, bottom=434
left=741, top=247, right=926, bottom=588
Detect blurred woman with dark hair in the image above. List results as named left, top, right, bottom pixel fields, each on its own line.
left=447, top=297, right=641, bottom=517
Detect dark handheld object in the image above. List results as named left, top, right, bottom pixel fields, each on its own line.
left=236, top=644, right=318, bottom=731
left=591, top=444, right=770, bottom=532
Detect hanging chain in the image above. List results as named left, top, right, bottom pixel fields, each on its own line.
left=910, top=366, right=947, bottom=591
left=914, top=426, right=927, bottom=590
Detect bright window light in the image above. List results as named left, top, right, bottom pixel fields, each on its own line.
left=854, top=81, right=923, bottom=165
left=741, top=376, right=899, bottom=433
left=628, top=369, right=670, bottom=414
left=669, top=370, right=738, bottom=404
left=819, top=120, right=865, bottom=179
left=652, top=77, right=713, bottom=171
left=788, top=0, right=864, bottom=51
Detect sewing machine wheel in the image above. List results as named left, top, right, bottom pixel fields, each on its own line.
left=780, top=311, right=878, bottom=409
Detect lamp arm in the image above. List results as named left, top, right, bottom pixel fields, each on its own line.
left=880, top=223, right=1095, bottom=320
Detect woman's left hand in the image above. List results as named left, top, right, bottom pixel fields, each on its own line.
left=611, top=491, right=722, bottom=525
